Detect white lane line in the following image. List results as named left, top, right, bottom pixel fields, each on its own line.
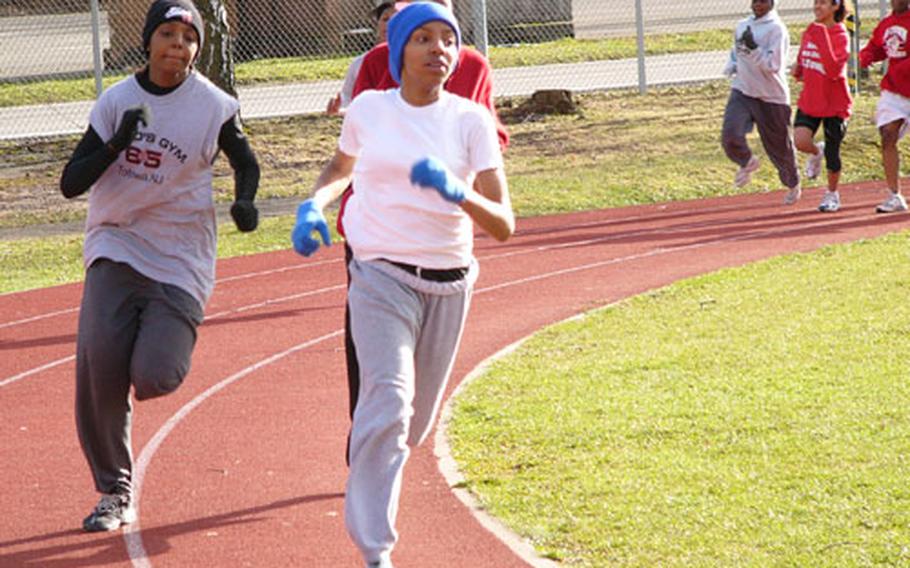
left=124, top=329, right=345, bottom=568
left=435, top=336, right=566, bottom=568
left=0, top=307, right=79, bottom=330
left=0, top=355, right=75, bottom=388
left=204, top=284, right=346, bottom=321
left=0, top=257, right=342, bottom=329
left=0, top=211, right=868, bottom=389
left=215, top=256, right=341, bottom=284
left=120, top=215, right=830, bottom=566
left=0, top=285, right=345, bottom=389
left=0, top=200, right=756, bottom=329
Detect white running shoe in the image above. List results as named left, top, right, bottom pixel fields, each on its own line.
left=805, top=141, right=825, bottom=180
left=817, top=190, right=840, bottom=213
left=875, top=192, right=908, bottom=213
left=734, top=156, right=760, bottom=188
left=783, top=184, right=802, bottom=205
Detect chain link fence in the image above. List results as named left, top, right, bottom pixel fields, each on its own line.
left=0, top=0, right=891, bottom=140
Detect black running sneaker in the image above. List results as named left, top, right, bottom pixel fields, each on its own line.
left=82, top=493, right=136, bottom=532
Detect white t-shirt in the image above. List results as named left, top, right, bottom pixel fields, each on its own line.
left=340, top=89, right=504, bottom=269
left=726, top=11, right=791, bottom=105
left=85, top=71, right=239, bottom=306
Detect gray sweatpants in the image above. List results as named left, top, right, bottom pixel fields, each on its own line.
left=344, top=258, right=477, bottom=565
left=721, top=88, right=800, bottom=190
left=75, top=259, right=203, bottom=497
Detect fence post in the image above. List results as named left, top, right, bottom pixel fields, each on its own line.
left=472, top=0, right=489, bottom=57
left=635, top=0, right=646, bottom=94
left=847, top=4, right=860, bottom=97
left=90, top=0, right=104, bottom=98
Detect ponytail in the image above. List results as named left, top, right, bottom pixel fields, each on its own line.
left=834, top=0, right=852, bottom=23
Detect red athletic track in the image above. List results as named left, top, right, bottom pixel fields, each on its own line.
left=1, top=183, right=908, bottom=568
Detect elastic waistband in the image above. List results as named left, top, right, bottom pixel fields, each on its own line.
left=383, top=259, right=468, bottom=282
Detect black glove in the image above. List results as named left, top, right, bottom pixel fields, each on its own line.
left=230, top=199, right=259, bottom=232
left=107, top=106, right=148, bottom=154
left=741, top=26, right=758, bottom=51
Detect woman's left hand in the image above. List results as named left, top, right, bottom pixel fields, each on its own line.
left=410, top=157, right=467, bottom=204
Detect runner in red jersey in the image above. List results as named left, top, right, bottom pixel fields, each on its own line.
left=859, top=0, right=910, bottom=212
left=792, top=0, right=852, bottom=212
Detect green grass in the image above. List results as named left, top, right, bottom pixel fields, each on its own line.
left=0, top=233, right=87, bottom=293
left=500, top=82, right=885, bottom=217
left=0, top=74, right=127, bottom=108
left=0, top=79, right=898, bottom=290
left=0, top=26, right=813, bottom=107
left=0, top=213, right=342, bottom=295
left=2, top=17, right=882, bottom=107
left=448, top=231, right=910, bottom=567
left=233, top=54, right=354, bottom=85
left=487, top=30, right=731, bottom=68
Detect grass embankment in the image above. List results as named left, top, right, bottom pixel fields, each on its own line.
left=449, top=232, right=910, bottom=567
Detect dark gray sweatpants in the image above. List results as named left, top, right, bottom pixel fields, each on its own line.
left=721, top=88, right=800, bottom=190
left=75, top=259, right=203, bottom=497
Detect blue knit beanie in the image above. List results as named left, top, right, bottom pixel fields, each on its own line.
left=387, top=2, right=461, bottom=84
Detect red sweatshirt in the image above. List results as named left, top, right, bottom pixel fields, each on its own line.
left=337, top=44, right=509, bottom=236
left=794, top=22, right=852, bottom=119
left=860, top=9, right=910, bottom=98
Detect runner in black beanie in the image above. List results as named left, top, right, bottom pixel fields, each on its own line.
left=142, top=0, right=205, bottom=58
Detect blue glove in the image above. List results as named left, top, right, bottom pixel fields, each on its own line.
left=291, top=199, right=331, bottom=257
left=410, top=157, right=467, bottom=204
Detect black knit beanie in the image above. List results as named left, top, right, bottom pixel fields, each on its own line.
left=142, top=0, right=205, bottom=54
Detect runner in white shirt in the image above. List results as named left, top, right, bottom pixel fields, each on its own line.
left=290, top=4, right=513, bottom=567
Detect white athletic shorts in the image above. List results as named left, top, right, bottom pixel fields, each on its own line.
left=875, top=90, right=910, bottom=138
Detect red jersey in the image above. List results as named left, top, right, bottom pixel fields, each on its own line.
left=338, top=44, right=509, bottom=236
left=794, top=22, right=852, bottom=119
left=860, top=10, right=910, bottom=98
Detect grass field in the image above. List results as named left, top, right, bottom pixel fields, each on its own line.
left=0, top=74, right=891, bottom=225
left=449, top=232, right=910, bottom=567
left=0, top=30, right=736, bottom=108
left=0, top=77, right=896, bottom=294
left=0, top=78, right=897, bottom=293
left=0, top=20, right=877, bottom=108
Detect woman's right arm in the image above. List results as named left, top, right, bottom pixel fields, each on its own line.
left=290, top=149, right=356, bottom=257
left=59, top=127, right=118, bottom=198
left=311, top=149, right=357, bottom=208
left=60, top=106, right=147, bottom=198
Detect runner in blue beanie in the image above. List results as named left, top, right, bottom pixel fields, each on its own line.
left=387, top=2, right=461, bottom=84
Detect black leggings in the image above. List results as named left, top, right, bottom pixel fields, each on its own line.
left=343, top=243, right=359, bottom=465
left=344, top=243, right=360, bottom=420
left=794, top=110, right=847, bottom=173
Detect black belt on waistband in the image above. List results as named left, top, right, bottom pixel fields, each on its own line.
left=383, top=259, right=468, bottom=282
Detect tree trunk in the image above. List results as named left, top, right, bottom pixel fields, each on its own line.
left=196, top=0, right=237, bottom=98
